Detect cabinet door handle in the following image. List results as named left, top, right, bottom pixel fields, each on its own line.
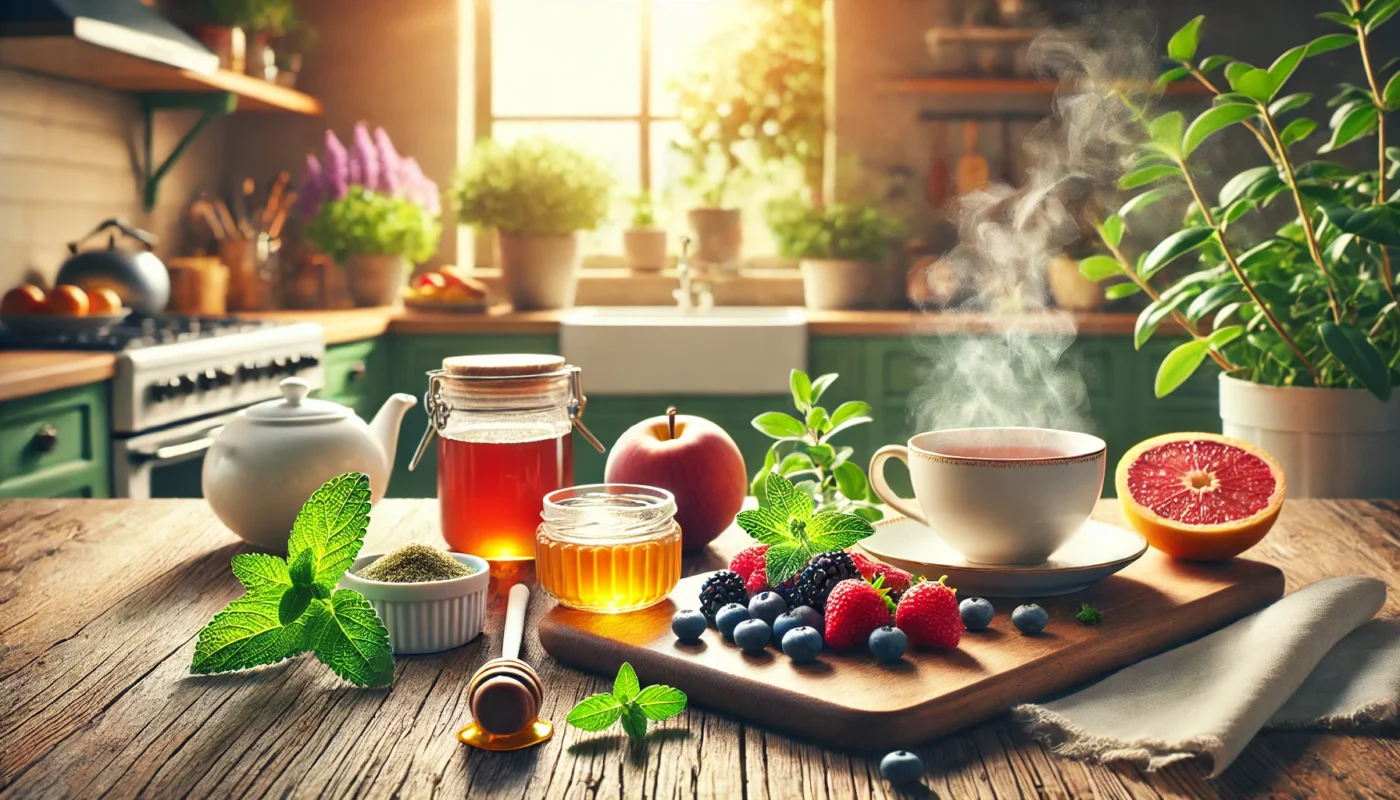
left=348, top=361, right=367, bottom=382
left=32, top=424, right=59, bottom=453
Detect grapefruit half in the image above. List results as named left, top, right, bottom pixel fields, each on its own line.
left=1116, top=432, right=1286, bottom=561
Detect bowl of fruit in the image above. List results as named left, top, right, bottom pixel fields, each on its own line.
left=1, top=283, right=130, bottom=336
left=402, top=266, right=490, bottom=312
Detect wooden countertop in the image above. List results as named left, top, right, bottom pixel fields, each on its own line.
left=2, top=497, right=1395, bottom=798
left=0, top=351, right=116, bottom=402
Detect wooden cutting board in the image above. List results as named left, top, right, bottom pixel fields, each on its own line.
left=539, top=550, right=1283, bottom=750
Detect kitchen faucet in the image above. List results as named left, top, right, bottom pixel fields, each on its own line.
left=673, top=236, right=714, bottom=311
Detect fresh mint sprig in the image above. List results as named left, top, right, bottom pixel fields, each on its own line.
left=737, top=472, right=876, bottom=586
left=190, top=472, right=394, bottom=688
left=566, top=663, right=687, bottom=741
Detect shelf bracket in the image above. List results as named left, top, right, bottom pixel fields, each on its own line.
left=137, top=91, right=238, bottom=212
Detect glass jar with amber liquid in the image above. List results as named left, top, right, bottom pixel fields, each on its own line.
left=535, top=484, right=682, bottom=613
left=409, top=354, right=605, bottom=565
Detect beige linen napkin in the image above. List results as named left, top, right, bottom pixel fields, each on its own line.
left=1014, top=576, right=1400, bottom=776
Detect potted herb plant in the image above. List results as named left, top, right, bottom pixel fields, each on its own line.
left=302, top=124, right=442, bottom=307
left=767, top=197, right=906, bottom=310
left=201, top=0, right=296, bottom=79
left=452, top=138, right=612, bottom=310
left=1079, top=8, right=1400, bottom=497
left=623, top=191, right=667, bottom=272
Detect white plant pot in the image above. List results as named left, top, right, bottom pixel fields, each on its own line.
left=345, top=253, right=408, bottom=307
left=686, top=208, right=742, bottom=266
left=800, top=258, right=880, bottom=310
left=1045, top=253, right=1106, bottom=311
left=497, top=232, right=581, bottom=310
left=1218, top=374, right=1400, bottom=498
left=623, top=228, right=667, bottom=271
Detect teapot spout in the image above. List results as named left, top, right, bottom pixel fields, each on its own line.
left=369, top=392, right=417, bottom=466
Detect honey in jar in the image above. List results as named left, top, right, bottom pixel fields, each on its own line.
left=535, top=484, right=682, bottom=613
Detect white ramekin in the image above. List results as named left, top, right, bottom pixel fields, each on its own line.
left=339, top=552, right=490, bottom=655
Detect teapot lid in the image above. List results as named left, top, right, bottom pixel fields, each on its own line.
left=245, top=378, right=351, bottom=423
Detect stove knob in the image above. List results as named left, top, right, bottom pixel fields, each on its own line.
left=300, top=353, right=321, bottom=369
left=216, top=367, right=237, bottom=386
left=273, top=357, right=289, bottom=375
left=177, top=374, right=197, bottom=395
left=149, top=381, right=171, bottom=402
left=197, top=370, right=218, bottom=390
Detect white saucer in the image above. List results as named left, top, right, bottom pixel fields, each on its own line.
left=857, top=515, right=1148, bottom=597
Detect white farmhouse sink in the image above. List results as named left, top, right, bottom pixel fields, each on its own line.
left=560, top=306, right=807, bottom=395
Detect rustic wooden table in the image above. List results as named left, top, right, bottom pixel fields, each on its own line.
left=2, top=499, right=1398, bottom=799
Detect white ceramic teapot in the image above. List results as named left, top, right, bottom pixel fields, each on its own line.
left=202, top=377, right=416, bottom=550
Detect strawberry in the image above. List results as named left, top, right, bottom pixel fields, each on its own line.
left=896, top=575, right=961, bottom=649
left=847, top=550, right=913, bottom=600
left=849, top=550, right=879, bottom=579
left=823, top=578, right=893, bottom=650
left=729, top=545, right=769, bottom=595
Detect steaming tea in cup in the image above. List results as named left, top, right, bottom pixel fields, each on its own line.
left=869, top=427, right=1106, bottom=565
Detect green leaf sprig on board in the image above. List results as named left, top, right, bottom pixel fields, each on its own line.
left=749, top=369, right=883, bottom=522
left=737, top=472, right=876, bottom=586
left=566, top=663, right=687, bottom=741
left=1080, top=6, right=1400, bottom=402
left=190, top=472, right=394, bottom=688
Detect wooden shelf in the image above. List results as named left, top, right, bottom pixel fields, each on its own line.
left=925, top=26, right=1042, bottom=44
left=0, top=36, right=322, bottom=115
left=879, top=76, right=1212, bottom=97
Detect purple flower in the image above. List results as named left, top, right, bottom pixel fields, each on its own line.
left=323, top=129, right=349, bottom=201
left=352, top=121, right=378, bottom=192
left=301, top=153, right=322, bottom=216
left=374, top=127, right=402, bottom=195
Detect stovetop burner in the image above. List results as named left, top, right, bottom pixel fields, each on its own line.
left=0, top=314, right=277, bottom=352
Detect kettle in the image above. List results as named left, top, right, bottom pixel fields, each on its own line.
left=56, top=218, right=170, bottom=314
left=202, top=378, right=417, bottom=550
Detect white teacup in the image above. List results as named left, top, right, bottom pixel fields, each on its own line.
left=869, top=427, right=1106, bottom=565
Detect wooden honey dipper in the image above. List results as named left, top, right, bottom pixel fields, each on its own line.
left=457, top=583, right=554, bottom=750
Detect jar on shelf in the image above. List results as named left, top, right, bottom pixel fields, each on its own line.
left=535, top=484, right=683, bottom=613
left=409, top=354, right=605, bottom=568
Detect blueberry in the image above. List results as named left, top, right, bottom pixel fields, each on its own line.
left=791, top=604, right=823, bottom=630
left=1012, top=603, right=1049, bottom=634
left=733, top=619, right=772, bottom=654
left=715, top=603, right=751, bottom=640
left=868, top=626, right=908, bottom=663
left=748, top=591, right=788, bottom=626
left=879, top=750, right=924, bottom=785
left=959, top=597, right=995, bottom=631
left=781, top=625, right=823, bottom=663
left=671, top=609, right=707, bottom=642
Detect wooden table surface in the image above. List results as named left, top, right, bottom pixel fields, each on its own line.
left=1, top=498, right=1398, bottom=799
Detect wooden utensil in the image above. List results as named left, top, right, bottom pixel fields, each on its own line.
left=262, top=171, right=290, bottom=232
left=925, top=119, right=951, bottom=210
left=458, top=583, right=553, bottom=751
left=955, top=119, right=990, bottom=196
left=190, top=200, right=226, bottom=240
left=540, top=550, right=1284, bottom=751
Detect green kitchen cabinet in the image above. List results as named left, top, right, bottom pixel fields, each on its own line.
left=386, top=333, right=560, bottom=497
left=317, top=338, right=390, bottom=421
left=0, top=382, right=110, bottom=498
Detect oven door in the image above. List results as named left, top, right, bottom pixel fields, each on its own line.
left=114, top=412, right=235, bottom=499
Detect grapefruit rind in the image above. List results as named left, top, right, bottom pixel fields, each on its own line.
left=1115, top=432, right=1286, bottom=561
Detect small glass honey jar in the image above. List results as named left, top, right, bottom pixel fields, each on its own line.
left=535, top=484, right=682, bottom=614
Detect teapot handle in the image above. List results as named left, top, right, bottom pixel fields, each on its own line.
left=68, top=217, right=158, bottom=254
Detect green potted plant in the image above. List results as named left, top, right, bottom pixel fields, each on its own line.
left=302, top=124, right=442, bottom=307
left=1079, top=7, right=1400, bottom=497
left=623, top=191, right=667, bottom=272
left=202, top=0, right=297, bottom=80
left=670, top=0, right=825, bottom=268
left=768, top=197, right=906, bottom=310
left=452, top=138, right=613, bottom=309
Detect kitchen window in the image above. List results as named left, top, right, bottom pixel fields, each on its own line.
left=471, top=0, right=799, bottom=264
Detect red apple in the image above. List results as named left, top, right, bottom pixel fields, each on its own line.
left=605, top=408, right=747, bottom=551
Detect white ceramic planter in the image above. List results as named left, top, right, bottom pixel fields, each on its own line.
left=623, top=228, right=667, bottom=271
left=800, top=258, right=880, bottom=310
left=686, top=208, right=742, bottom=266
left=1218, top=374, right=1400, bottom=498
left=1045, top=253, right=1106, bottom=311
left=340, top=552, right=490, bottom=654
left=345, top=253, right=408, bottom=307
left=497, top=232, right=581, bottom=309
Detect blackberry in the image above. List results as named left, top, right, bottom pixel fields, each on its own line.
left=791, top=551, right=861, bottom=611
left=773, top=578, right=801, bottom=608
left=698, top=570, right=747, bottom=623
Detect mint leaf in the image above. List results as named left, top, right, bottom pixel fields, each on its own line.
left=764, top=540, right=811, bottom=587
left=613, top=661, right=640, bottom=703
left=287, top=472, right=372, bottom=591
left=191, top=590, right=305, bottom=675
left=288, top=547, right=317, bottom=588
left=764, top=472, right=812, bottom=522
left=230, top=553, right=292, bottom=593
left=634, top=684, right=687, bottom=721
left=619, top=704, right=649, bottom=740
left=279, top=585, right=314, bottom=625
left=736, top=507, right=790, bottom=545
left=807, top=511, right=876, bottom=552
left=566, top=693, right=624, bottom=731
left=303, top=590, right=394, bottom=687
